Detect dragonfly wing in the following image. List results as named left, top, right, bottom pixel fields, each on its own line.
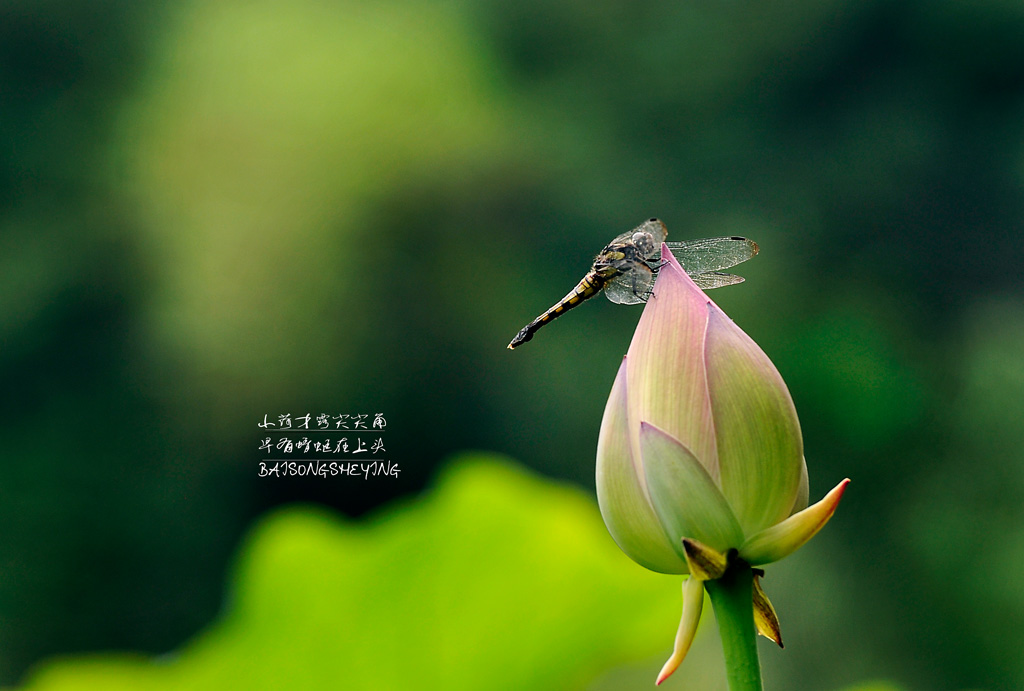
left=604, top=266, right=654, bottom=304
left=690, top=272, right=746, bottom=290
left=666, top=237, right=759, bottom=274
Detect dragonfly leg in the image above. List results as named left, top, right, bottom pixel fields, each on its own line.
left=632, top=265, right=657, bottom=301
left=630, top=276, right=646, bottom=300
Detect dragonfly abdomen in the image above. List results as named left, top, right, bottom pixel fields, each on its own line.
left=507, top=271, right=606, bottom=349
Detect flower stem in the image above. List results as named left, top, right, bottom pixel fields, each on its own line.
left=705, top=561, right=762, bottom=691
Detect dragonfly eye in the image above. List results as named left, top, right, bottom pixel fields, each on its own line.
left=632, top=232, right=656, bottom=257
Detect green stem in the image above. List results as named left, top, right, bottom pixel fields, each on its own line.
left=705, top=562, right=762, bottom=691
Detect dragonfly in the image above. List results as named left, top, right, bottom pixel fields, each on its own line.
left=507, top=218, right=759, bottom=349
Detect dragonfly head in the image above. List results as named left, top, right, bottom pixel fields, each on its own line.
left=630, top=230, right=659, bottom=262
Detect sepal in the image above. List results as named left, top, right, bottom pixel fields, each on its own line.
left=751, top=570, right=783, bottom=648
left=656, top=576, right=705, bottom=685
left=682, top=537, right=728, bottom=581
left=739, top=478, right=850, bottom=566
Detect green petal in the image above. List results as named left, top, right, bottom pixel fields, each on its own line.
left=739, top=478, right=850, bottom=566
left=704, top=304, right=804, bottom=535
left=597, top=358, right=688, bottom=574
left=656, top=576, right=705, bottom=685
left=790, top=456, right=809, bottom=516
left=640, top=422, right=745, bottom=554
left=626, top=247, right=719, bottom=478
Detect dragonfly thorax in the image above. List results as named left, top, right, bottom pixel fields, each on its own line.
left=593, top=241, right=655, bottom=279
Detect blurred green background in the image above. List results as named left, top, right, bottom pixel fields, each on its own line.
left=3, top=0, right=1023, bottom=689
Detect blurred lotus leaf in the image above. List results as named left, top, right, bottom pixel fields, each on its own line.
left=15, top=456, right=685, bottom=691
